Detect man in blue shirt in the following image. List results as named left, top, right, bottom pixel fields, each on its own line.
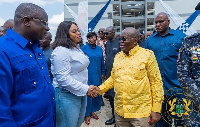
left=104, top=26, right=121, bottom=126
left=145, top=12, right=186, bottom=127
left=0, top=3, right=55, bottom=127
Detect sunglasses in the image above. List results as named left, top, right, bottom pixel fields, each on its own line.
left=119, top=37, right=126, bottom=41
left=98, top=31, right=104, bottom=33
left=103, top=32, right=113, bottom=35
left=119, top=36, right=137, bottom=41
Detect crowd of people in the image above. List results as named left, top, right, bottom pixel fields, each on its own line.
left=0, top=2, right=199, bottom=127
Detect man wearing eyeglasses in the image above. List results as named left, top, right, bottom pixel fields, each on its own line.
left=145, top=12, right=186, bottom=127
left=94, top=27, right=164, bottom=127
left=0, top=3, right=55, bottom=127
left=104, top=26, right=121, bottom=125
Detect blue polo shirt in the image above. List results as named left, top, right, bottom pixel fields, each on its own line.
left=0, top=29, right=55, bottom=126
left=145, top=29, right=186, bottom=96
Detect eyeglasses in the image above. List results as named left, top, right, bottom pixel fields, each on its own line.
left=103, top=32, right=113, bottom=35
left=98, top=31, right=104, bottom=33
left=21, top=16, right=48, bottom=27
left=119, top=36, right=137, bottom=41
left=31, top=17, right=48, bottom=27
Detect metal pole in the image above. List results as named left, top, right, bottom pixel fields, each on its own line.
left=119, top=0, right=122, bottom=34
left=144, top=0, right=147, bottom=39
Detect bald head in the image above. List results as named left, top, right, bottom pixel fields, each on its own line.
left=106, top=26, right=114, bottom=33
left=146, top=31, right=153, bottom=39
left=99, top=28, right=105, bottom=32
left=122, top=27, right=140, bottom=40
left=3, top=19, right=14, bottom=34
left=156, top=12, right=169, bottom=20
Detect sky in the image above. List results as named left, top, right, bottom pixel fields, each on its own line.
left=0, top=0, right=65, bottom=41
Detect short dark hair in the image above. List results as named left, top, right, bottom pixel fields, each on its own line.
left=86, top=32, right=97, bottom=39
left=52, top=21, right=77, bottom=49
left=14, top=3, right=45, bottom=25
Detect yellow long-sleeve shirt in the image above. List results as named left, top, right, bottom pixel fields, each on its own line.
left=99, top=45, right=164, bottom=118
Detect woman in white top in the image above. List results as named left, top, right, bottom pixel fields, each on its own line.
left=51, top=21, right=97, bottom=127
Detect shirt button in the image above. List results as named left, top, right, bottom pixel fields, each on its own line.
left=52, top=97, right=55, bottom=100
left=48, top=82, right=51, bottom=84
left=38, top=53, right=42, bottom=56
left=41, top=67, right=43, bottom=70
left=30, top=42, right=32, bottom=44
left=34, top=82, right=37, bottom=85
left=30, top=55, right=32, bottom=58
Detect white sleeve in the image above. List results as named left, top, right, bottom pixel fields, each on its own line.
left=51, top=47, right=89, bottom=96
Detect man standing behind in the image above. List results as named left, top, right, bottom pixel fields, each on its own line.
left=104, top=26, right=120, bottom=125
left=40, top=32, right=53, bottom=81
left=0, top=26, right=4, bottom=37
left=96, top=28, right=107, bottom=62
left=0, top=3, right=55, bottom=126
left=177, top=33, right=200, bottom=127
left=145, top=12, right=186, bottom=127
left=3, top=19, right=14, bottom=35
left=146, top=31, right=153, bottom=40
left=95, top=27, right=164, bottom=127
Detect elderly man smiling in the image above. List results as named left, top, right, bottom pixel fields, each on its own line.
left=94, top=27, right=164, bottom=127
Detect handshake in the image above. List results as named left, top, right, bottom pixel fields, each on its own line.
left=86, top=85, right=100, bottom=98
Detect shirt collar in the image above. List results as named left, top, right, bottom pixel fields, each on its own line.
left=126, top=44, right=140, bottom=56
left=88, top=43, right=96, bottom=49
left=6, top=28, right=29, bottom=48
left=6, top=28, right=40, bottom=48
left=153, top=28, right=175, bottom=37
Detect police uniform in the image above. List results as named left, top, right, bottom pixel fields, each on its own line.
left=177, top=33, right=200, bottom=127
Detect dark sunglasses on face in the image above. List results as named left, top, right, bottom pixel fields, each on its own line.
left=103, top=31, right=114, bottom=35
left=119, top=36, right=136, bottom=41
left=119, top=37, right=127, bottom=41
left=98, top=31, right=104, bottom=33
left=104, top=32, right=108, bottom=35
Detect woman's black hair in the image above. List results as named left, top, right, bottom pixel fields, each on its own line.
left=86, top=32, right=97, bottom=39
left=52, top=21, right=77, bottom=49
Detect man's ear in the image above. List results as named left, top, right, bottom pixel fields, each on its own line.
left=133, top=38, right=138, bottom=45
left=22, top=17, right=31, bottom=27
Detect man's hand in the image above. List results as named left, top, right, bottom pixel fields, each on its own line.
left=86, top=85, right=100, bottom=98
left=149, top=111, right=161, bottom=125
